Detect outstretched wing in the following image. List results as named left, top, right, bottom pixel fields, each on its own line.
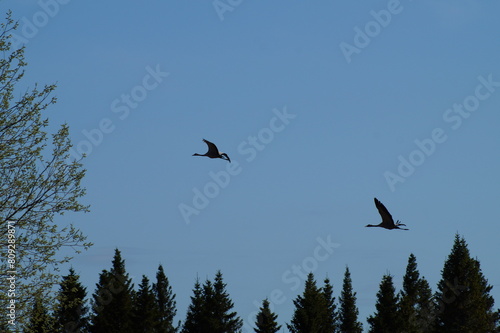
left=203, top=139, right=219, bottom=155
left=374, top=198, right=395, bottom=228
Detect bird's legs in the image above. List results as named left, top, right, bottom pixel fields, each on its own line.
left=396, top=220, right=406, bottom=226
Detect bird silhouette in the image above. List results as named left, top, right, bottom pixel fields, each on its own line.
left=366, top=198, right=408, bottom=230
left=193, top=139, right=231, bottom=162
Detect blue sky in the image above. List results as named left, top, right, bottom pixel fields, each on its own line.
left=5, top=0, right=500, bottom=331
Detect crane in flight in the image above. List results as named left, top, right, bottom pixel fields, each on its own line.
left=366, top=198, right=409, bottom=230
left=193, top=139, right=231, bottom=163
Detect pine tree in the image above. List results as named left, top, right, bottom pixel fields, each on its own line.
left=322, top=277, right=338, bottom=332
left=338, top=267, right=363, bottom=333
left=414, top=278, right=435, bottom=332
left=209, top=270, right=243, bottom=332
left=398, top=254, right=434, bottom=333
left=254, top=299, right=281, bottom=333
left=182, top=278, right=205, bottom=333
left=287, top=272, right=331, bottom=333
left=132, top=275, right=158, bottom=333
left=90, top=248, right=134, bottom=333
left=367, top=274, right=401, bottom=333
left=398, top=254, right=420, bottom=332
left=54, top=268, right=89, bottom=333
left=24, top=294, right=54, bottom=333
left=435, top=234, right=500, bottom=332
left=153, top=264, right=178, bottom=333
left=182, top=271, right=242, bottom=333
left=202, top=279, right=216, bottom=328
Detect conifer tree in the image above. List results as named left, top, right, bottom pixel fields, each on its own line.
left=399, top=253, right=420, bottom=331
left=209, top=270, right=243, bottom=332
left=322, top=277, right=338, bottom=332
left=182, top=278, right=205, bottom=333
left=153, top=264, right=179, bottom=333
left=54, top=268, right=89, bottom=333
left=182, top=271, right=242, bottom=333
left=287, top=272, right=330, bottom=332
left=435, top=234, right=500, bottom=332
left=338, top=267, right=363, bottom=333
left=24, top=294, right=54, bottom=333
left=367, top=274, right=401, bottom=333
left=132, top=275, right=158, bottom=333
left=398, top=254, right=434, bottom=333
left=414, top=278, right=435, bottom=332
left=254, top=299, right=281, bottom=333
left=90, top=248, right=134, bottom=333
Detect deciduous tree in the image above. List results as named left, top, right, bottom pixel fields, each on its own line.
left=0, top=10, right=90, bottom=323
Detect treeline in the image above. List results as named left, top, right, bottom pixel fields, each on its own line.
left=12, top=234, right=500, bottom=333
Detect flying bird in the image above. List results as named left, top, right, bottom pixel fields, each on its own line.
left=366, top=198, right=409, bottom=230
left=193, top=139, right=231, bottom=162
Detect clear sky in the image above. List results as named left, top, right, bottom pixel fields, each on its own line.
left=5, top=0, right=500, bottom=331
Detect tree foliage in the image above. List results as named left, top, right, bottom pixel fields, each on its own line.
left=182, top=278, right=205, bottom=333
left=90, top=249, right=134, bottom=333
left=287, top=272, right=338, bottom=333
left=208, top=270, right=243, bottom=332
left=132, top=275, right=158, bottom=333
left=4, top=238, right=497, bottom=333
left=287, top=272, right=323, bottom=332
left=24, top=294, right=54, bottom=333
left=322, top=277, right=338, bottom=332
left=153, top=264, right=179, bottom=333
left=338, top=267, right=363, bottom=333
left=182, top=271, right=243, bottom=333
left=398, top=254, right=434, bottom=333
left=435, top=234, right=500, bottom=332
left=0, top=10, right=90, bottom=322
left=367, top=274, right=400, bottom=333
left=254, top=299, right=281, bottom=333
left=54, top=268, right=89, bottom=333
left=414, top=278, right=435, bottom=332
